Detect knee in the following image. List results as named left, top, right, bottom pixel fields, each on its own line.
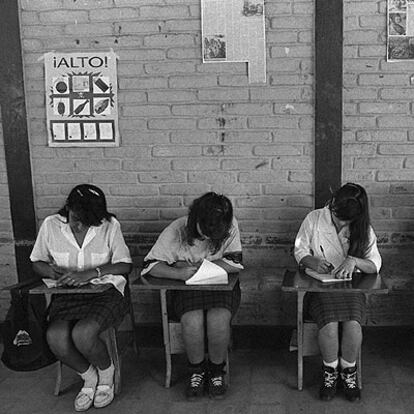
left=207, top=308, right=231, bottom=335
left=71, top=321, right=100, bottom=354
left=342, top=320, right=362, bottom=335
left=320, top=322, right=338, bottom=340
left=46, top=323, right=71, bottom=357
left=343, top=320, right=361, bottom=329
left=181, top=310, right=204, bottom=334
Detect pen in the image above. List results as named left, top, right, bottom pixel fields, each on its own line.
left=320, top=245, right=334, bottom=272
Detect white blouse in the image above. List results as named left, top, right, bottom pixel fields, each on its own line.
left=30, top=214, right=132, bottom=293
left=141, top=216, right=244, bottom=275
left=294, top=207, right=382, bottom=272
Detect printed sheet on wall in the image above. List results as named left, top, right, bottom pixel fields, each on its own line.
left=44, top=51, right=119, bottom=147
left=201, top=0, right=266, bottom=83
left=387, top=0, right=414, bottom=61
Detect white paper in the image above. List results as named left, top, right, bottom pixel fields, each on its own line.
left=305, top=268, right=350, bottom=284
left=42, top=278, right=58, bottom=288
left=42, top=274, right=126, bottom=295
left=201, top=0, right=266, bottom=83
left=185, top=259, right=228, bottom=285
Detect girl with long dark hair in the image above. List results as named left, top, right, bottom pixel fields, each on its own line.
left=142, top=192, right=243, bottom=400
left=294, top=183, right=381, bottom=402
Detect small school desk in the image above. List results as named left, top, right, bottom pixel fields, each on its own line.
left=281, top=269, right=389, bottom=391
left=134, top=273, right=239, bottom=388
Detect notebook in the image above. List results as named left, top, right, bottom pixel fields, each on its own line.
left=185, top=259, right=228, bottom=285
left=305, top=268, right=350, bottom=283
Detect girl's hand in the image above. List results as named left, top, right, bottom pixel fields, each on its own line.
left=49, top=264, right=65, bottom=280
left=57, top=270, right=94, bottom=287
left=334, top=257, right=356, bottom=280
left=179, top=266, right=199, bottom=281
left=307, top=256, right=334, bottom=274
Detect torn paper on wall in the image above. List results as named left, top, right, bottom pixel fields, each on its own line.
left=201, top=0, right=266, bottom=83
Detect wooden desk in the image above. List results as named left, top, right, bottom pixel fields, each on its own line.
left=134, top=273, right=239, bottom=387
left=282, top=269, right=389, bottom=390
left=28, top=282, right=111, bottom=295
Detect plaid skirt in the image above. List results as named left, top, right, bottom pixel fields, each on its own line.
left=171, top=281, right=241, bottom=320
left=48, top=287, right=129, bottom=333
left=306, top=292, right=366, bottom=329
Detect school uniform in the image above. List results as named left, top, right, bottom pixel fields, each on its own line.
left=142, top=216, right=243, bottom=319
left=30, top=214, right=132, bottom=332
left=294, top=207, right=382, bottom=328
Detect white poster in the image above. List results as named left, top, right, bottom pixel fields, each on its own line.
left=201, top=0, right=266, bottom=83
left=387, top=0, right=414, bottom=61
left=44, top=51, right=119, bottom=147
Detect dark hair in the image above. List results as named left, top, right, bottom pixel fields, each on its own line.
left=58, top=184, right=115, bottom=227
left=328, top=183, right=370, bottom=257
left=186, top=192, right=233, bottom=254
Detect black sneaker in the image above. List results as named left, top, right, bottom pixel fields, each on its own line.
left=207, top=372, right=226, bottom=399
left=319, top=365, right=339, bottom=401
left=185, top=371, right=206, bottom=401
left=340, top=366, right=361, bottom=402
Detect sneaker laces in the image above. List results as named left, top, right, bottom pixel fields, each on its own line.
left=189, top=372, right=204, bottom=388
left=342, top=370, right=357, bottom=389
left=210, top=374, right=224, bottom=387
left=323, top=369, right=337, bottom=388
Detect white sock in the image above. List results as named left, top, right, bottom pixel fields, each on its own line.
left=78, top=364, right=98, bottom=389
left=323, top=359, right=339, bottom=369
left=97, top=362, right=114, bottom=386
left=340, top=357, right=356, bottom=369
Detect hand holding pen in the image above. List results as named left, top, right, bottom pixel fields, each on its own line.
left=319, top=245, right=335, bottom=274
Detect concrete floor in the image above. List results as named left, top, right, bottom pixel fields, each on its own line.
left=1, top=327, right=414, bottom=414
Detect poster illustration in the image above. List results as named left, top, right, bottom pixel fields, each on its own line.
left=201, top=0, right=266, bottom=83
left=387, top=0, right=414, bottom=61
left=44, top=51, right=119, bottom=147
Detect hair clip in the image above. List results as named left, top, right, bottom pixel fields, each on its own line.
left=76, top=189, right=84, bottom=197
left=87, top=188, right=100, bottom=197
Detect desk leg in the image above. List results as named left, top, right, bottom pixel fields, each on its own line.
left=160, top=290, right=172, bottom=388
left=297, top=291, right=305, bottom=391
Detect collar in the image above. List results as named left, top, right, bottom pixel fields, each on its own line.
left=61, top=221, right=96, bottom=249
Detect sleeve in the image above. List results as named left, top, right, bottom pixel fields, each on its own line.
left=109, top=219, right=132, bottom=264
left=141, top=222, right=180, bottom=275
left=363, top=226, right=382, bottom=272
left=30, top=218, right=51, bottom=263
left=294, top=213, right=314, bottom=265
left=221, top=218, right=244, bottom=270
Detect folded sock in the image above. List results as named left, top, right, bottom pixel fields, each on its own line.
left=323, top=359, right=339, bottom=369
left=340, top=357, right=356, bottom=369
left=97, top=362, right=114, bottom=386
left=78, top=364, right=98, bottom=389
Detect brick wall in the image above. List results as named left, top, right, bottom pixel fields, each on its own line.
left=1, top=0, right=410, bottom=324
left=343, top=0, right=414, bottom=246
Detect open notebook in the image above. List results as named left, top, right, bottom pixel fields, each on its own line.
left=185, top=259, right=228, bottom=285
left=305, top=268, right=350, bottom=283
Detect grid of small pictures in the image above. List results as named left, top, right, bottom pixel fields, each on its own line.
left=50, top=73, right=115, bottom=142
left=387, top=0, right=414, bottom=61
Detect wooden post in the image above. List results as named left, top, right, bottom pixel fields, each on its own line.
left=315, top=0, right=343, bottom=208
left=0, top=0, right=36, bottom=282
